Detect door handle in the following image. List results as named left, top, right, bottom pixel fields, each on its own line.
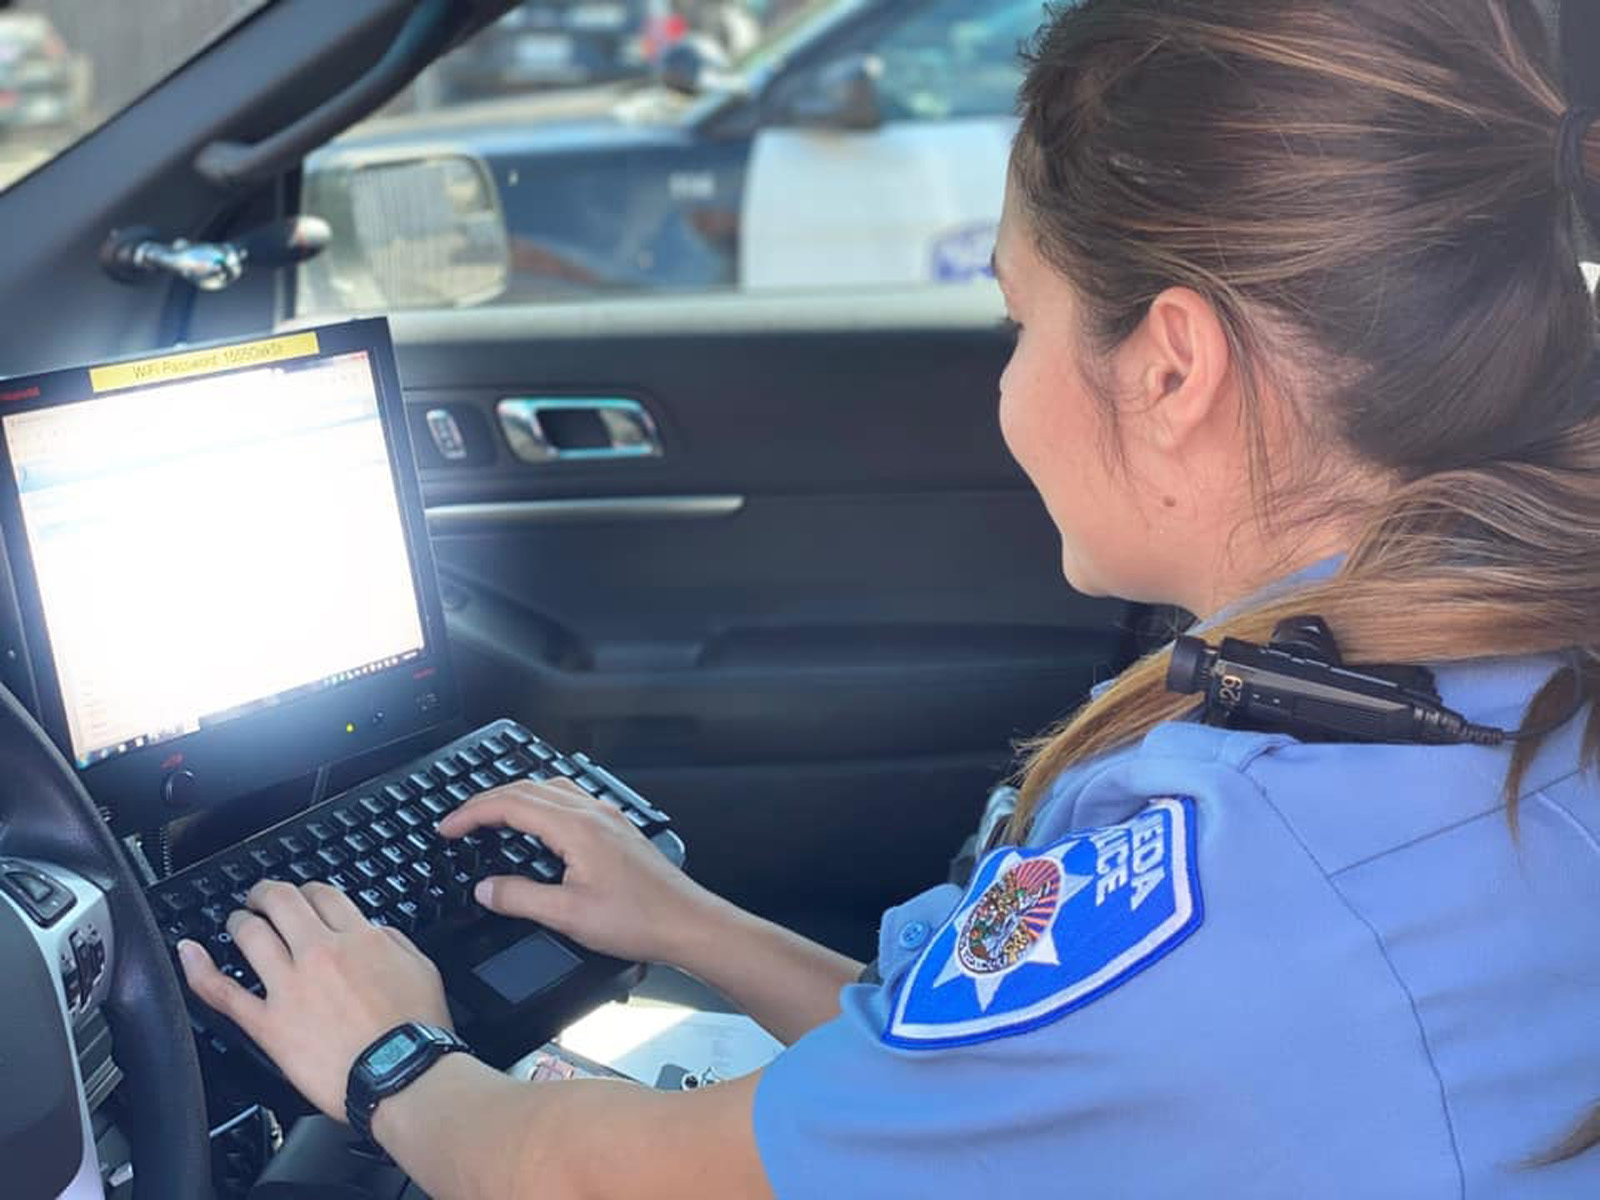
left=496, top=398, right=663, bottom=463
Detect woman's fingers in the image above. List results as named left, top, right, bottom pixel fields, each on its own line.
left=226, top=907, right=291, bottom=978
left=437, top=779, right=595, bottom=853
left=473, top=873, right=573, bottom=925
left=301, top=881, right=365, bottom=932
left=177, top=938, right=268, bottom=1039
left=245, top=879, right=332, bottom=953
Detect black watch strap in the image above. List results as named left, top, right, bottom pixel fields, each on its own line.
left=345, top=1022, right=471, bottom=1147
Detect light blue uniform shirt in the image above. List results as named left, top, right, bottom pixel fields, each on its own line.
left=753, top=651, right=1600, bottom=1196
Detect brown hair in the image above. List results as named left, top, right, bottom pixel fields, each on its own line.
left=1007, top=0, right=1600, bottom=1159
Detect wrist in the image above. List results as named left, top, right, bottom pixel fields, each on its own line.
left=369, top=1051, right=487, bottom=1149
left=663, top=888, right=757, bottom=977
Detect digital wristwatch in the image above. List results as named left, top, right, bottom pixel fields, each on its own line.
left=345, top=1022, right=472, bottom=1149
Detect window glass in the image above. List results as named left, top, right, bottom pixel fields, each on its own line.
left=874, top=0, right=1047, bottom=121
left=298, top=0, right=1053, bottom=316
left=0, top=0, right=270, bottom=193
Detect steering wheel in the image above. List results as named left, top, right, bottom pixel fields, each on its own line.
left=0, top=682, right=212, bottom=1198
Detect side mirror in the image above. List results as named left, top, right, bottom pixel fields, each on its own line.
left=297, top=152, right=510, bottom=313
left=777, top=54, right=885, bottom=132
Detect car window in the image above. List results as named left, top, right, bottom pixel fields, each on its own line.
left=872, top=0, right=1045, bottom=121
left=0, top=0, right=271, bottom=194
left=297, top=0, right=1052, bottom=318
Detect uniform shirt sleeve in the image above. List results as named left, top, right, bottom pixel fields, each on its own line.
left=751, top=756, right=1462, bottom=1200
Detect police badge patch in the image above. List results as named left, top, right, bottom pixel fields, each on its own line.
left=885, top=797, right=1203, bottom=1049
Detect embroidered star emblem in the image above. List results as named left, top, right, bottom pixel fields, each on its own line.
left=931, top=840, right=1093, bottom=1012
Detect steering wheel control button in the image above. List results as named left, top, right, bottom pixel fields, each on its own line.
left=0, top=864, right=77, bottom=927
left=59, top=949, right=82, bottom=1011
left=898, top=921, right=932, bottom=951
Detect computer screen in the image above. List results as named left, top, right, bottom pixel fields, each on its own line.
left=3, top=350, right=424, bottom=767
left=0, top=320, right=458, bottom=830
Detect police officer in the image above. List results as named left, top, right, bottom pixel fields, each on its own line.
left=179, top=1, right=1600, bottom=1195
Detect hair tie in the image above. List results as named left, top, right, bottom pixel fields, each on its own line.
left=1555, top=107, right=1598, bottom=198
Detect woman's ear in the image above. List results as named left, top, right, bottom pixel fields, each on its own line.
left=1131, top=288, right=1233, bottom=452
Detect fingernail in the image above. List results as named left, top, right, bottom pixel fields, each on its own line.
left=474, top=880, right=493, bottom=906
left=176, top=939, right=202, bottom=969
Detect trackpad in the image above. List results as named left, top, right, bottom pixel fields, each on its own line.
left=472, top=933, right=582, bottom=1005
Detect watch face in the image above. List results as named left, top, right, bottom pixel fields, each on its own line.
left=368, top=1028, right=422, bottom=1076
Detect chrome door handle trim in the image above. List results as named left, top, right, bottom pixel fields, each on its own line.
left=496, top=397, right=663, bottom=463
left=425, top=496, right=743, bottom=533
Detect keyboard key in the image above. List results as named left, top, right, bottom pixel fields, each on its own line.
left=359, top=796, right=389, bottom=818
left=356, top=888, right=388, bottom=917
left=392, top=900, right=422, bottom=933
left=381, top=874, right=414, bottom=902
left=551, top=759, right=578, bottom=778
left=304, top=821, right=336, bottom=845
left=423, top=883, right=451, bottom=916
left=289, top=859, right=319, bottom=883
left=525, top=855, right=562, bottom=884
left=420, top=794, right=451, bottom=818
left=224, top=961, right=264, bottom=996
left=228, top=888, right=252, bottom=909
left=156, top=891, right=190, bottom=918
left=384, top=783, right=413, bottom=806
left=525, top=741, right=556, bottom=762
left=469, top=771, right=498, bottom=792
left=479, top=735, right=509, bottom=759
left=455, top=747, right=485, bottom=770
left=199, top=904, right=229, bottom=935
left=491, top=757, right=524, bottom=782
left=380, top=845, right=409, bottom=870
left=191, top=874, right=224, bottom=902
left=343, top=832, right=375, bottom=856
left=574, top=775, right=604, bottom=796
left=503, top=725, right=531, bottom=746
left=407, top=772, right=435, bottom=795
left=370, top=818, right=401, bottom=842
left=326, top=871, right=356, bottom=893
left=404, top=860, right=436, bottom=887
left=432, top=758, right=463, bottom=781
left=249, top=846, right=283, bottom=872
left=219, top=860, right=254, bottom=886
left=576, top=758, right=672, bottom=826
left=316, top=847, right=348, bottom=871
left=279, top=835, right=310, bottom=857
left=441, top=841, right=479, bottom=872
left=497, top=842, right=530, bottom=868
left=354, top=858, right=384, bottom=882
left=332, top=808, right=362, bottom=832
left=404, top=830, right=436, bottom=858
left=394, top=806, right=425, bottom=829
left=445, top=782, right=473, bottom=805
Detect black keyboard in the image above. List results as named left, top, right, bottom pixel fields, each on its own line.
left=147, top=719, right=681, bottom=1062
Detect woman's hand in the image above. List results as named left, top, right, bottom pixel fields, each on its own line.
left=177, top=880, right=453, bottom=1122
left=436, top=778, right=720, bottom=967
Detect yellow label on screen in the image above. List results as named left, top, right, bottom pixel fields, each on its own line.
left=89, top=331, right=322, bottom=393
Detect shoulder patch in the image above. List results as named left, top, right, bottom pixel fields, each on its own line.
left=884, top=796, right=1203, bottom=1049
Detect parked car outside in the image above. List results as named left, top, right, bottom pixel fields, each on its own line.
left=299, top=0, right=1046, bottom=314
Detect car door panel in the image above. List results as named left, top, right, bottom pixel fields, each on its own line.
left=386, top=295, right=1138, bottom=953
